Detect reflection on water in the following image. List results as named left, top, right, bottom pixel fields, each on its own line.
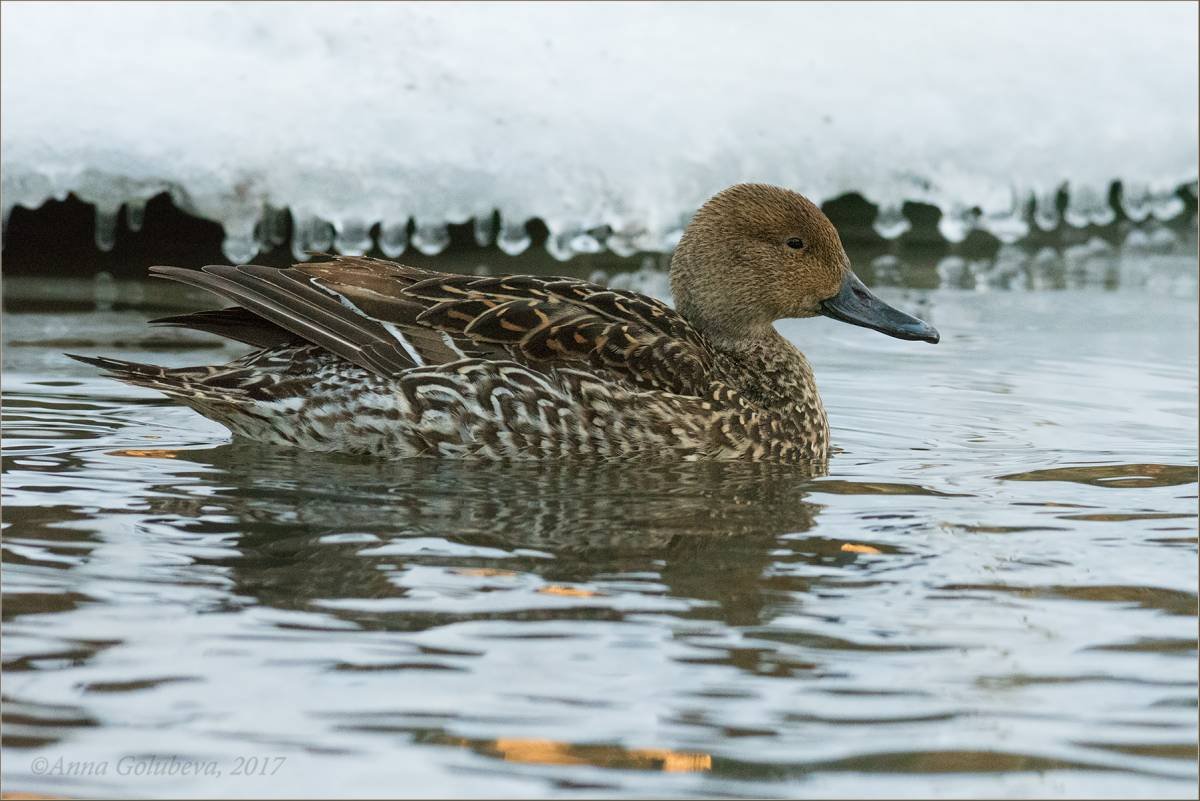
left=433, top=736, right=713, bottom=773
left=999, top=463, right=1199, bottom=488
left=1, top=281, right=1197, bottom=798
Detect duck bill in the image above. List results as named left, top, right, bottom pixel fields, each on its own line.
left=819, top=272, right=940, bottom=343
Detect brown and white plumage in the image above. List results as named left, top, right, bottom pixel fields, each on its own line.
left=71, top=184, right=938, bottom=463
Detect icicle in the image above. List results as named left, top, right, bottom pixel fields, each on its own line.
left=974, top=188, right=1029, bottom=243
left=546, top=228, right=602, bottom=260
left=94, top=204, right=119, bottom=251
left=936, top=207, right=974, bottom=243
left=979, top=210, right=1029, bottom=243
left=309, top=219, right=335, bottom=252
left=1119, top=182, right=1152, bottom=222
left=125, top=198, right=146, bottom=233
left=544, top=223, right=602, bottom=260
left=291, top=216, right=313, bottom=261
left=872, top=204, right=910, bottom=239
left=379, top=221, right=408, bottom=258
left=291, top=216, right=334, bottom=259
left=606, top=230, right=639, bottom=258
left=1090, top=194, right=1116, bottom=226
left=1062, top=190, right=1088, bottom=228
left=1064, top=185, right=1110, bottom=227
left=473, top=214, right=495, bottom=247
left=222, top=231, right=259, bottom=264
left=412, top=222, right=450, bottom=255
left=497, top=219, right=531, bottom=256
left=1033, top=189, right=1060, bottom=231
left=546, top=231, right=573, bottom=261
left=334, top=219, right=372, bottom=256
left=222, top=218, right=260, bottom=264
left=1149, top=188, right=1184, bottom=221
left=263, top=206, right=289, bottom=246
left=569, top=231, right=602, bottom=255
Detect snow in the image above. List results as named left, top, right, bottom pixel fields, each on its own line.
left=1, top=1, right=1196, bottom=262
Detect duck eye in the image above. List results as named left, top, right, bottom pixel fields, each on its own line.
left=786, top=237, right=804, bottom=250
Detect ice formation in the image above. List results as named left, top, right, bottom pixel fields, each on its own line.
left=2, top=2, right=1197, bottom=262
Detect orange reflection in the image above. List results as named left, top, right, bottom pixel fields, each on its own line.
left=109, top=449, right=178, bottom=459
left=840, top=543, right=882, bottom=554
left=470, top=737, right=711, bottom=772
left=537, top=585, right=601, bottom=597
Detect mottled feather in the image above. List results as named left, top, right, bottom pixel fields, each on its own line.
left=71, top=184, right=939, bottom=463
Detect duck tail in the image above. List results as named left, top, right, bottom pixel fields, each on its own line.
left=65, top=353, right=246, bottom=405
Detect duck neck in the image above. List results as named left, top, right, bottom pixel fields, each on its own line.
left=707, top=327, right=820, bottom=411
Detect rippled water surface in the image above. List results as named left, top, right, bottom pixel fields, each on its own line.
left=3, top=257, right=1198, bottom=798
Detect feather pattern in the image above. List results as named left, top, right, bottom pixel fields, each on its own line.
left=299, top=257, right=715, bottom=395
left=68, top=182, right=933, bottom=464
left=71, top=253, right=833, bottom=463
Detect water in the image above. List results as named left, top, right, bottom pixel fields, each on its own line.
left=2, top=256, right=1197, bottom=798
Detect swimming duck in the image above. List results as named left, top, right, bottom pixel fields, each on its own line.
left=71, top=183, right=938, bottom=462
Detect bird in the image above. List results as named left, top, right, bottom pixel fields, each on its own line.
left=69, top=183, right=938, bottom=463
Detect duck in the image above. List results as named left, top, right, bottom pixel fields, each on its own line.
left=70, top=183, right=938, bottom=462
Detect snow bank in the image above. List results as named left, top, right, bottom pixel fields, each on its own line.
left=2, top=1, right=1196, bottom=262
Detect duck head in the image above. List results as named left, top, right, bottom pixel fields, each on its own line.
left=670, top=183, right=939, bottom=344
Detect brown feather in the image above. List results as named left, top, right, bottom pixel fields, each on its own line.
left=150, top=264, right=417, bottom=376
left=82, top=185, right=939, bottom=463
left=149, top=307, right=300, bottom=348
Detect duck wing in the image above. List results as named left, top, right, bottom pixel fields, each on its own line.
left=151, top=256, right=714, bottom=396
left=149, top=261, right=420, bottom=377
left=149, top=305, right=301, bottom=349
left=302, top=256, right=715, bottom=395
